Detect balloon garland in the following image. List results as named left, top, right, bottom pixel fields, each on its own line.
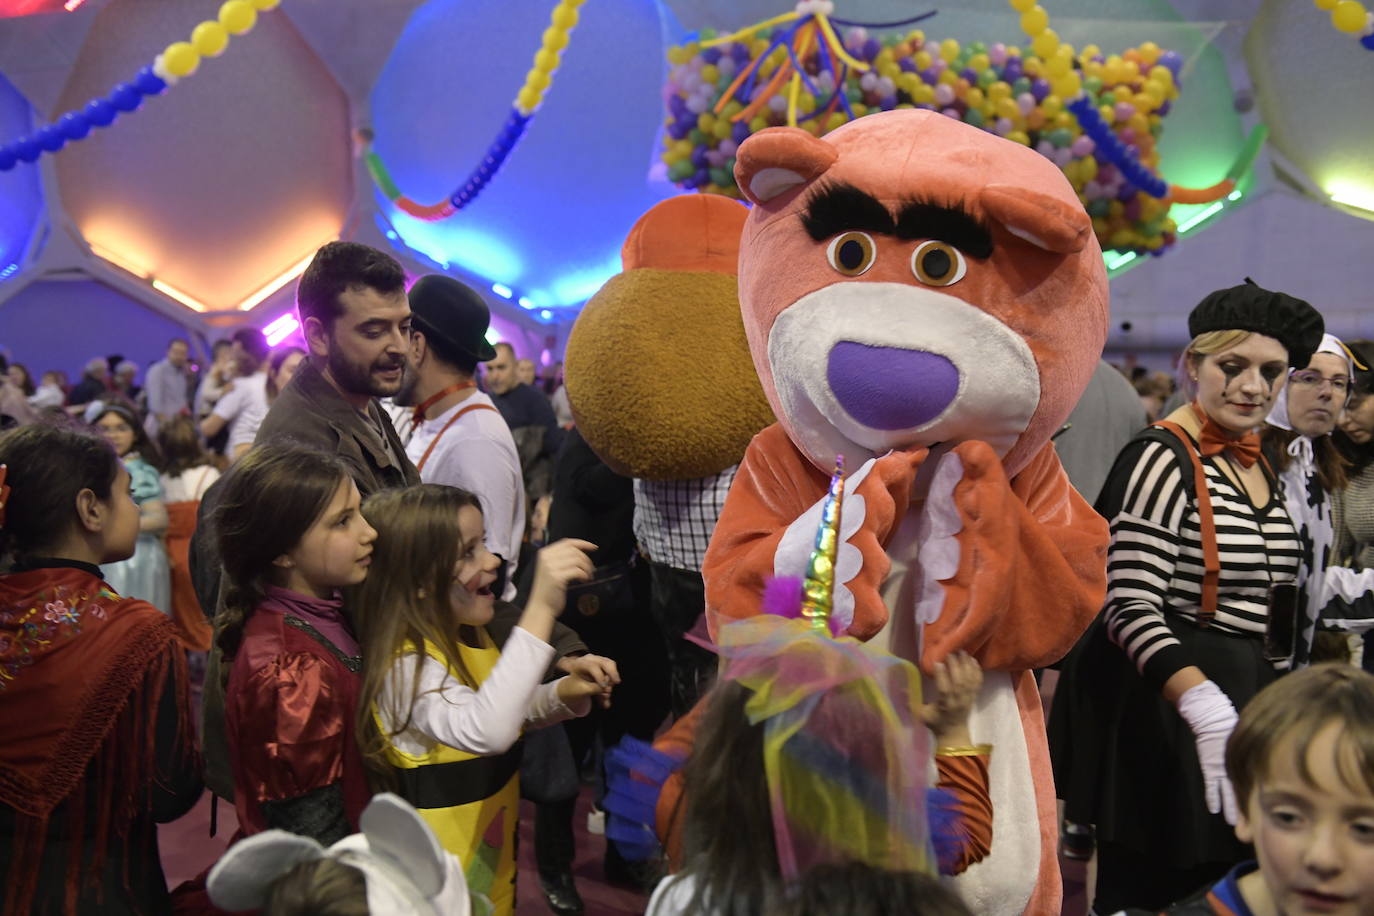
left=0, top=0, right=279, bottom=173
left=362, top=0, right=585, bottom=222
left=1312, top=0, right=1374, bottom=48
left=664, top=1, right=1265, bottom=255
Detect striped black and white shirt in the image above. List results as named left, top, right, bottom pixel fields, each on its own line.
left=1101, top=436, right=1302, bottom=687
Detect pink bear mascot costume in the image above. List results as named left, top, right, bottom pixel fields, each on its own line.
left=703, top=109, right=1111, bottom=913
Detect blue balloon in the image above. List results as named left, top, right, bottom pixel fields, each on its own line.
left=84, top=98, right=116, bottom=127
left=36, top=125, right=64, bottom=152
left=1361, top=32, right=1374, bottom=50
left=59, top=111, right=91, bottom=141
left=0, top=146, right=15, bottom=171
left=14, top=137, right=40, bottom=162
left=109, top=83, right=141, bottom=112
left=134, top=66, right=166, bottom=96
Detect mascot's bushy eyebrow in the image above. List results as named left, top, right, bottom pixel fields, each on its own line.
left=800, top=181, right=994, bottom=259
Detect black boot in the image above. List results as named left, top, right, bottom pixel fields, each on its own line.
left=534, top=799, right=583, bottom=915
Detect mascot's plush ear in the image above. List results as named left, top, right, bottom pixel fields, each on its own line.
left=980, top=184, right=1092, bottom=254
left=734, top=127, right=838, bottom=205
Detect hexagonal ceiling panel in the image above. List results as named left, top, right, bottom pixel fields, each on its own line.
left=370, top=0, right=676, bottom=311
left=1247, top=0, right=1374, bottom=214
left=0, top=71, right=41, bottom=275
left=53, top=0, right=351, bottom=311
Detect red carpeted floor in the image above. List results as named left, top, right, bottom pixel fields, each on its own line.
left=160, top=787, right=650, bottom=915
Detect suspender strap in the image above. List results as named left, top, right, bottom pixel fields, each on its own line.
left=416, top=401, right=499, bottom=472
left=1155, top=421, right=1219, bottom=627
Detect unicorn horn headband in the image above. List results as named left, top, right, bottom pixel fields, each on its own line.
left=801, top=455, right=845, bottom=634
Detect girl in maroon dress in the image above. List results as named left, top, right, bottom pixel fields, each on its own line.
left=213, top=443, right=377, bottom=845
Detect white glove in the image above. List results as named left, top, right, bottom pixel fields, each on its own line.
left=1175, top=680, right=1240, bottom=824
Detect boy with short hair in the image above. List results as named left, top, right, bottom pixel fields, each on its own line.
left=1130, top=663, right=1374, bottom=915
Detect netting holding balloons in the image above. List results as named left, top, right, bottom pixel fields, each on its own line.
left=663, top=20, right=1195, bottom=255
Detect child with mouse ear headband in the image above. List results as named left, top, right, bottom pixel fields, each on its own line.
left=208, top=793, right=485, bottom=915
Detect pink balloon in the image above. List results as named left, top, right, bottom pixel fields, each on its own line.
left=989, top=42, right=1008, bottom=66
left=1018, top=93, right=1036, bottom=116
left=1070, top=135, right=1096, bottom=157
left=1114, top=101, right=1136, bottom=122
left=934, top=83, right=956, bottom=106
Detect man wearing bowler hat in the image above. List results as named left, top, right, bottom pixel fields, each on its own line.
left=395, top=275, right=527, bottom=601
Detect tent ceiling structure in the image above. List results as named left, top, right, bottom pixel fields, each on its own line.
left=0, top=0, right=1367, bottom=361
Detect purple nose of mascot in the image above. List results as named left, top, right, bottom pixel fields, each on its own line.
left=826, top=340, right=961, bottom=430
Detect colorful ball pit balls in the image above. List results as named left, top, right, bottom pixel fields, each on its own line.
left=662, top=26, right=1182, bottom=255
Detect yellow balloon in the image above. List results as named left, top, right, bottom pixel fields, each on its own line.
left=551, top=3, right=579, bottom=31
left=1045, top=54, right=1071, bottom=78
left=218, top=0, right=257, bottom=35
left=968, top=53, right=990, bottom=72
left=1051, top=72, right=1081, bottom=99
left=914, top=50, right=933, bottom=70
left=966, top=87, right=986, bottom=108
left=996, top=97, right=1020, bottom=120
left=517, top=87, right=541, bottom=111
left=1019, top=6, right=1050, bottom=36
left=1031, top=29, right=1059, bottom=59
left=163, top=41, right=200, bottom=77
left=1006, top=129, right=1030, bottom=146
left=712, top=119, right=732, bottom=140
left=939, top=38, right=960, bottom=61
left=1041, top=94, right=1062, bottom=116
left=913, top=83, right=936, bottom=105
left=1137, top=40, right=1161, bottom=64
left=938, top=68, right=960, bottom=86
left=988, top=80, right=1012, bottom=101
left=1149, top=65, right=1175, bottom=87
left=251, top=0, right=280, bottom=8
left=543, top=27, right=570, bottom=51
left=1009, top=0, right=1037, bottom=11
left=1315, top=0, right=1338, bottom=9
left=191, top=20, right=229, bottom=57
left=701, top=63, right=719, bottom=83
left=525, top=68, right=551, bottom=93
left=1332, top=0, right=1368, bottom=32
left=697, top=112, right=715, bottom=132
left=534, top=48, right=561, bottom=73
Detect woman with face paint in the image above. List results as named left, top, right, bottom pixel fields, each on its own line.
left=1261, top=335, right=1374, bottom=665
left=1049, top=281, right=1325, bottom=913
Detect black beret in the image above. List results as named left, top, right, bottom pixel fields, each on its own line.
left=1188, top=279, right=1324, bottom=370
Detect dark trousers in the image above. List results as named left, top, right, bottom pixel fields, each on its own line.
left=646, top=559, right=718, bottom=719
left=535, top=560, right=671, bottom=881
left=1094, top=840, right=1232, bottom=914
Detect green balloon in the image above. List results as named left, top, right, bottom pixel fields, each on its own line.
left=964, top=108, right=985, bottom=128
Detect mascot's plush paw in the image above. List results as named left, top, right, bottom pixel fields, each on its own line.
left=950, top=440, right=1018, bottom=529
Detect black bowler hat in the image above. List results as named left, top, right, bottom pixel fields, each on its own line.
left=408, top=275, right=498, bottom=363
left=1188, top=279, right=1324, bottom=370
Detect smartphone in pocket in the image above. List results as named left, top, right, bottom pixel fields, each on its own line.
left=1264, top=582, right=1299, bottom=664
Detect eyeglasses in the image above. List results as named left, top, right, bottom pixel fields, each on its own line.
left=1289, top=370, right=1351, bottom=396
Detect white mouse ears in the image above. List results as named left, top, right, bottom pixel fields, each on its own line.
left=207, top=793, right=475, bottom=916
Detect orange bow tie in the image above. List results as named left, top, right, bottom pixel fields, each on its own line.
left=1192, top=401, right=1262, bottom=468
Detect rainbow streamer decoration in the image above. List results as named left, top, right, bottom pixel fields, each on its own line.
left=0, top=0, right=278, bottom=172
left=801, top=455, right=845, bottom=635
left=363, top=0, right=584, bottom=221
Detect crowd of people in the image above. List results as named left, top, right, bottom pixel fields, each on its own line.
left=2, top=239, right=1374, bottom=916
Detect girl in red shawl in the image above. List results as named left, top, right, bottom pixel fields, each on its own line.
left=0, top=422, right=201, bottom=915
left=213, top=444, right=377, bottom=845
